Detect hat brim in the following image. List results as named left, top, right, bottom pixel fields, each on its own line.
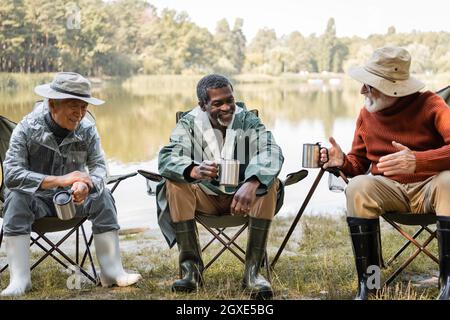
left=34, top=84, right=104, bottom=105
left=348, top=66, right=425, bottom=97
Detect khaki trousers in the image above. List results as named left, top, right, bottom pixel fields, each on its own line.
left=166, top=180, right=280, bottom=223
left=345, top=171, right=450, bottom=219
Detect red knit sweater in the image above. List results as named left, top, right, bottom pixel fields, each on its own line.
left=342, top=91, right=450, bottom=184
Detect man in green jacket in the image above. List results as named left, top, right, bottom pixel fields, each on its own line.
left=158, top=74, right=284, bottom=299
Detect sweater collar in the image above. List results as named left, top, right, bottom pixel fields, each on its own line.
left=376, top=92, right=422, bottom=116
left=44, top=112, right=71, bottom=139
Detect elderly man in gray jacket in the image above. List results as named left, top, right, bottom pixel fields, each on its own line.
left=1, top=72, right=141, bottom=296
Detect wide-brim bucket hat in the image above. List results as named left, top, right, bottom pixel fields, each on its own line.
left=34, top=72, right=104, bottom=105
left=348, top=46, right=425, bottom=97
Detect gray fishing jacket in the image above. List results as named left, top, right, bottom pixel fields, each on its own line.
left=3, top=100, right=107, bottom=199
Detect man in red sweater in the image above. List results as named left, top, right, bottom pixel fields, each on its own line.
left=321, top=46, right=450, bottom=300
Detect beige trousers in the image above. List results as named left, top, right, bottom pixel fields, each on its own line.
left=345, top=171, right=450, bottom=218
left=166, top=180, right=280, bottom=223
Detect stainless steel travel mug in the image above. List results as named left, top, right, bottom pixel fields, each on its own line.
left=218, top=159, right=240, bottom=187
left=302, top=143, right=328, bottom=168
left=53, top=190, right=77, bottom=220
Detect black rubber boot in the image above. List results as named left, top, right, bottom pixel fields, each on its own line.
left=171, top=219, right=204, bottom=293
left=437, top=216, right=450, bottom=300
left=242, top=218, right=273, bottom=300
left=347, top=217, right=383, bottom=300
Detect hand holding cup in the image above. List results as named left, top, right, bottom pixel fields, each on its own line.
left=321, top=137, right=345, bottom=169
left=190, top=160, right=219, bottom=181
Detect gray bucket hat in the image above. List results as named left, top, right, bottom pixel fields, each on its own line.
left=348, top=46, right=425, bottom=97
left=34, top=72, right=104, bottom=105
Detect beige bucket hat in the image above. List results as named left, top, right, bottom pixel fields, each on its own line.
left=348, top=46, right=425, bottom=97
left=34, top=72, right=104, bottom=105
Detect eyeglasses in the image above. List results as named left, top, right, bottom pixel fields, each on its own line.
left=363, top=84, right=373, bottom=94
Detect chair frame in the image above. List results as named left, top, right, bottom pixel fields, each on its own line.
left=194, top=203, right=273, bottom=278
left=196, top=215, right=249, bottom=270
left=381, top=213, right=438, bottom=286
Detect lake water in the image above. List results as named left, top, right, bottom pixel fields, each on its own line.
left=1, top=75, right=448, bottom=231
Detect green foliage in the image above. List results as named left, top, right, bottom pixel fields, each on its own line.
left=0, top=72, right=53, bottom=90
left=0, top=3, right=449, bottom=77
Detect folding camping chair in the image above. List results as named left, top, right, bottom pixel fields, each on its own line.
left=330, top=85, right=450, bottom=287
left=379, top=85, right=450, bottom=285
left=139, top=107, right=308, bottom=277
left=0, top=112, right=137, bottom=284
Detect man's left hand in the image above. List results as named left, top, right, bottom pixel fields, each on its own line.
left=231, top=179, right=260, bottom=215
left=377, top=141, right=416, bottom=176
left=71, top=181, right=90, bottom=205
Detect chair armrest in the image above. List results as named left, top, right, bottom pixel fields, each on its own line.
left=137, top=169, right=163, bottom=182
left=106, top=172, right=137, bottom=185
left=283, top=169, right=308, bottom=187
left=137, top=168, right=310, bottom=187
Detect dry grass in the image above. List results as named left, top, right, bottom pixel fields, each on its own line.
left=0, top=215, right=441, bottom=300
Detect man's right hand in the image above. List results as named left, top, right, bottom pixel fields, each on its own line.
left=71, top=181, right=90, bottom=205
left=189, top=161, right=219, bottom=181
left=60, top=171, right=93, bottom=189
left=41, top=171, right=93, bottom=190
left=321, top=137, right=345, bottom=169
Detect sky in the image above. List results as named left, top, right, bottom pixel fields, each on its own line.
left=149, top=0, right=450, bottom=40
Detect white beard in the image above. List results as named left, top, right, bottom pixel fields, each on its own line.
left=217, top=117, right=229, bottom=127
left=217, top=112, right=234, bottom=127
left=365, top=95, right=398, bottom=113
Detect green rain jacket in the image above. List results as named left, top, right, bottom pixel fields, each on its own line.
left=157, top=103, right=284, bottom=247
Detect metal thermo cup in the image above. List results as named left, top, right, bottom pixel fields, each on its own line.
left=218, top=159, right=240, bottom=187
left=53, top=190, right=76, bottom=221
left=302, top=143, right=328, bottom=168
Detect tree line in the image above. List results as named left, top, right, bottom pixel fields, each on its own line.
left=1, top=0, right=449, bottom=77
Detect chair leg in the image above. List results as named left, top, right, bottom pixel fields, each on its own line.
left=80, top=233, right=94, bottom=268
left=29, top=223, right=98, bottom=284
left=202, top=228, right=223, bottom=252
left=202, top=228, right=246, bottom=256
left=216, top=229, right=246, bottom=255
left=30, top=222, right=81, bottom=269
left=193, top=217, right=272, bottom=289
left=386, top=220, right=438, bottom=263
left=385, top=226, right=426, bottom=266
left=0, top=226, right=4, bottom=248
left=76, top=228, right=79, bottom=265
left=30, top=234, right=69, bottom=270
left=33, top=231, right=98, bottom=283
left=264, top=251, right=271, bottom=282
left=0, top=227, right=5, bottom=273
left=383, top=231, right=437, bottom=287
left=1, top=234, right=64, bottom=273
left=196, top=218, right=247, bottom=270
left=0, top=264, right=8, bottom=273
left=80, top=226, right=97, bottom=281
left=203, top=227, right=246, bottom=270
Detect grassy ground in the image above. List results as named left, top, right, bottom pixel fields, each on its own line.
left=0, top=215, right=441, bottom=300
